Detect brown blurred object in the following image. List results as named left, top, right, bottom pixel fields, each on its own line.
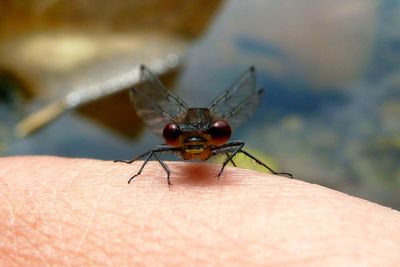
left=0, top=0, right=223, bottom=138
left=0, top=1, right=223, bottom=39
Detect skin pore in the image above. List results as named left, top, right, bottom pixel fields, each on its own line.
left=0, top=156, right=399, bottom=266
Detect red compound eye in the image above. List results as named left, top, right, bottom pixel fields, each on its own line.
left=163, top=123, right=182, bottom=146
left=208, top=120, right=231, bottom=145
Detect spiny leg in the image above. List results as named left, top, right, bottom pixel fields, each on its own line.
left=225, top=152, right=237, bottom=167
left=153, top=152, right=172, bottom=187
left=114, top=144, right=174, bottom=164
left=128, top=152, right=153, bottom=183
left=216, top=142, right=244, bottom=178
left=115, top=145, right=179, bottom=184
left=212, top=141, right=293, bottom=178
left=240, top=149, right=293, bottom=178
left=114, top=150, right=151, bottom=164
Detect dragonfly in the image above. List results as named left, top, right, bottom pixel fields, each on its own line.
left=115, top=65, right=292, bottom=186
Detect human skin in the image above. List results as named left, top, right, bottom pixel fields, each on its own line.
left=0, top=156, right=399, bottom=267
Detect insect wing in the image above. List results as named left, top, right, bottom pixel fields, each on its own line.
left=130, top=65, right=189, bottom=134
left=208, top=67, right=263, bottom=129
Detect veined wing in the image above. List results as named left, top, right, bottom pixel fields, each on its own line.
left=130, top=65, right=189, bottom=134
left=208, top=66, right=263, bottom=129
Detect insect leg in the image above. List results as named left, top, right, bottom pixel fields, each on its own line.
left=152, top=152, right=172, bottom=187
left=225, top=152, right=237, bottom=167
left=239, top=149, right=293, bottom=178
left=116, top=145, right=178, bottom=184
left=114, top=144, right=174, bottom=164
left=213, top=142, right=245, bottom=178
left=114, top=150, right=151, bottom=164
left=128, top=152, right=153, bottom=184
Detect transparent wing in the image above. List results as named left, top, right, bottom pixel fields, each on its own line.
left=208, top=66, right=263, bottom=129
left=130, top=65, right=189, bottom=134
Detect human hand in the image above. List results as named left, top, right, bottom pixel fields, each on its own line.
left=0, top=156, right=399, bottom=266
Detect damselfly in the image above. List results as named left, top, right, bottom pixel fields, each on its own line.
left=115, top=65, right=292, bottom=186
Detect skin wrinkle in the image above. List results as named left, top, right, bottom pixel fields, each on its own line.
left=73, top=183, right=135, bottom=266
left=46, top=182, right=62, bottom=263
left=7, top=191, right=51, bottom=266
left=56, top=218, right=72, bottom=267
left=196, top=191, right=264, bottom=263
left=276, top=235, right=353, bottom=260
left=153, top=182, right=241, bottom=262
left=199, top=216, right=243, bottom=253
left=21, top=196, right=93, bottom=266
left=129, top=168, right=174, bottom=255
left=213, top=182, right=231, bottom=267
left=0, top=247, right=18, bottom=266
left=53, top=184, right=73, bottom=267
left=75, top=174, right=110, bottom=254
left=180, top=189, right=206, bottom=263
left=10, top=218, right=49, bottom=266
left=1, top=183, right=18, bottom=257
left=227, top=193, right=282, bottom=264
left=172, top=207, right=212, bottom=266
left=97, top=201, right=118, bottom=267
left=267, top=254, right=338, bottom=267
left=217, top=180, right=296, bottom=264
left=77, top=234, right=116, bottom=266
left=137, top=194, right=186, bottom=262
left=212, top=178, right=225, bottom=267
left=100, top=221, right=116, bottom=267
left=259, top=180, right=285, bottom=250
left=35, top=194, right=56, bottom=263
left=60, top=215, right=121, bottom=265
left=268, top=250, right=388, bottom=267
left=0, top=156, right=400, bottom=266
left=276, top=199, right=396, bottom=260
left=231, top=185, right=250, bottom=242
left=270, top=181, right=382, bottom=260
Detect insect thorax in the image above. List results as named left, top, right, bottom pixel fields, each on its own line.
left=179, top=108, right=212, bottom=130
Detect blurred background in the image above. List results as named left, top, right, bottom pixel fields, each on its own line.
left=1, top=0, right=399, bottom=208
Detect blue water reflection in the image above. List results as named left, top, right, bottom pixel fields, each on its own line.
left=178, top=0, right=400, bottom=207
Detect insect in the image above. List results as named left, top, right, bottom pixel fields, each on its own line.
left=115, top=65, right=292, bottom=186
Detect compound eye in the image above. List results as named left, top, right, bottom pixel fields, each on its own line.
left=208, top=120, right=231, bottom=145
left=163, top=123, right=182, bottom=146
